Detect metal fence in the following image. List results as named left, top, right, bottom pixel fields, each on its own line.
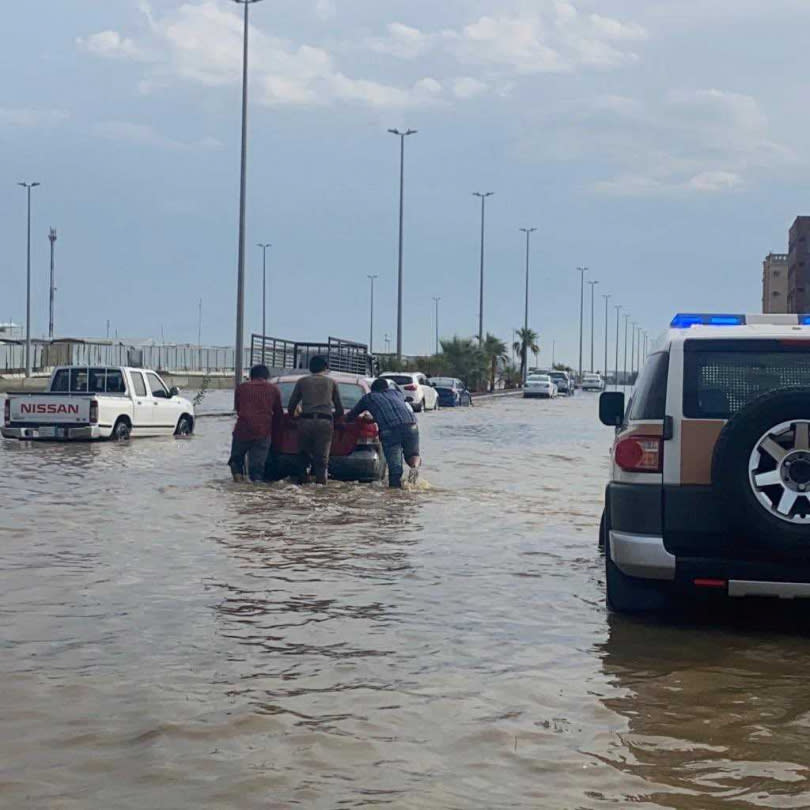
left=0, top=341, right=251, bottom=375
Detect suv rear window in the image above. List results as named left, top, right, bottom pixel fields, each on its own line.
left=684, top=339, right=810, bottom=418
left=385, top=375, right=413, bottom=386
left=628, top=352, right=669, bottom=420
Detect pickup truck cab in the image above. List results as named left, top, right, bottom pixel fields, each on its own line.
left=2, top=366, right=195, bottom=441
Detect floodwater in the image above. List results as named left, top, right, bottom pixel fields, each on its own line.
left=3, top=393, right=810, bottom=809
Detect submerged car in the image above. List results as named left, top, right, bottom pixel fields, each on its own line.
left=379, top=372, right=438, bottom=412
left=430, top=377, right=472, bottom=407
left=524, top=374, right=557, bottom=399
left=549, top=370, right=574, bottom=396
left=266, top=373, right=385, bottom=483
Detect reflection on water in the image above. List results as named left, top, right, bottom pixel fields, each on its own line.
left=4, top=394, right=810, bottom=808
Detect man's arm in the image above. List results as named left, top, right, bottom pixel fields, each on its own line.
left=287, top=379, right=302, bottom=417
left=345, top=393, right=370, bottom=423
left=332, top=380, right=344, bottom=419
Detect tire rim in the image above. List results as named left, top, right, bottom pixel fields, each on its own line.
left=749, top=419, right=810, bottom=524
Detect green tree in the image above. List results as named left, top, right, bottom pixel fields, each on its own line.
left=482, top=333, right=509, bottom=392
left=439, top=336, right=487, bottom=389
left=512, top=328, right=540, bottom=383
left=501, top=363, right=523, bottom=389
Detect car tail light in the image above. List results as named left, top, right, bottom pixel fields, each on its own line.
left=3, top=399, right=9, bottom=426
left=357, top=420, right=379, bottom=445
left=614, top=435, right=662, bottom=473
left=404, top=384, right=418, bottom=391
left=89, top=400, right=99, bottom=424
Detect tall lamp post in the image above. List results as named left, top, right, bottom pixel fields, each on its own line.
left=232, top=0, right=263, bottom=399
left=576, top=266, right=587, bottom=383
left=520, top=227, right=537, bottom=384
left=48, top=227, right=57, bottom=340
left=614, top=304, right=622, bottom=390
left=602, top=293, right=611, bottom=382
left=18, top=181, right=40, bottom=377
left=473, top=192, right=494, bottom=344
left=587, top=279, right=599, bottom=372
left=432, top=296, right=440, bottom=356
left=367, top=274, right=378, bottom=353
left=388, top=128, right=417, bottom=361
left=631, top=322, right=638, bottom=377
left=623, top=313, right=630, bottom=390
left=257, top=242, right=271, bottom=340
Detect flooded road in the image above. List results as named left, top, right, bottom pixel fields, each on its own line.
left=3, top=393, right=810, bottom=809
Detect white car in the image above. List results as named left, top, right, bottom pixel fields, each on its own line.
left=2, top=366, right=195, bottom=441
left=581, top=373, right=605, bottom=392
left=379, top=372, right=438, bottom=412
left=524, top=374, right=558, bottom=399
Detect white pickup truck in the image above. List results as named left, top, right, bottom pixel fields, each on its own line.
left=2, top=366, right=195, bottom=441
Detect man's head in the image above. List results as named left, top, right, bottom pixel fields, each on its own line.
left=310, top=356, right=328, bottom=374
left=371, top=378, right=389, bottom=393
left=250, top=364, right=270, bottom=380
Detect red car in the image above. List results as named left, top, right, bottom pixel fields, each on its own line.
left=265, top=373, right=386, bottom=483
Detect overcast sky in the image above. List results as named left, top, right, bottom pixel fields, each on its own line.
left=2, top=0, right=808, bottom=365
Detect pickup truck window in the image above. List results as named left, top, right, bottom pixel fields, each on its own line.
left=146, top=372, right=169, bottom=398
left=52, top=369, right=69, bottom=391
left=70, top=368, right=89, bottom=393
left=131, top=372, right=147, bottom=397
left=106, top=370, right=126, bottom=394
left=90, top=368, right=107, bottom=392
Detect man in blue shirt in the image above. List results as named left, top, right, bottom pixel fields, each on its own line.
left=346, top=378, right=421, bottom=488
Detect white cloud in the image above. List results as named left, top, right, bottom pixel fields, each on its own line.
left=76, top=30, right=146, bottom=60
left=0, top=108, right=69, bottom=128
left=452, top=77, right=488, bottom=99
left=92, top=121, right=222, bottom=151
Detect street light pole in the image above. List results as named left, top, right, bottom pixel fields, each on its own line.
left=388, top=128, right=417, bottom=361
left=367, top=274, right=378, bottom=353
left=520, top=227, right=537, bottom=385
left=18, top=181, right=40, bottom=377
left=257, top=242, right=271, bottom=340
left=631, top=322, right=638, bottom=377
left=232, top=0, right=263, bottom=400
left=623, top=313, right=630, bottom=390
left=587, top=279, right=599, bottom=372
left=576, top=267, right=587, bottom=383
left=473, top=192, right=493, bottom=344
left=433, top=296, right=440, bottom=356
left=614, top=304, right=622, bottom=390
left=48, top=227, right=57, bottom=340
left=602, top=293, right=611, bottom=381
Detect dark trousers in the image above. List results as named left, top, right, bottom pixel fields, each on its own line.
left=229, top=436, right=271, bottom=482
left=297, top=418, right=333, bottom=484
left=381, top=423, right=420, bottom=488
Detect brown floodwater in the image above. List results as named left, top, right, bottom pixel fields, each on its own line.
left=3, top=392, right=810, bottom=809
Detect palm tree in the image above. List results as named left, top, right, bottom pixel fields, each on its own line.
left=512, top=327, right=540, bottom=384
left=482, top=333, right=508, bottom=392
left=439, top=336, right=486, bottom=389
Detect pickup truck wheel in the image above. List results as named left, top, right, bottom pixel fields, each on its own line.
left=175, top=416, right=194, bottom=437
left=112, top=419, right=131, bottom=442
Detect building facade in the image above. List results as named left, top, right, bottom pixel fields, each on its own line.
left=788, top=217, right=810, bottom=313
left=762, top=253, right=789, bottom=313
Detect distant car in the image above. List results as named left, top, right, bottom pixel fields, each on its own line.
left=266, top=373, right=385, bottom=483
left=524, top=374, right=558, bottom=399
left=363, top=377, right=414, bottom=413
left=581, top=373, right=605, bottom=392
left=548, top=370, right=574, bottom=396
left=379, top=372, right=438, bottom=412
left=430, top=377, right=472, bottom=407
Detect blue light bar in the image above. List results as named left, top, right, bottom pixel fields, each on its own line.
left=800, top=315, right=810, bottom=325
left=671, top=313, right=746, bottom=328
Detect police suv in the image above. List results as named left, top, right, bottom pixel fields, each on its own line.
left=599, top=313, right=810, bottom=612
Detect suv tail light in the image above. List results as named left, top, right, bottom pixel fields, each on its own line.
left=3, top=399, right=10, bottom=426
left=614, top=435, right=662, bottom=473
left=357, top=420, right=379, bottom=445
left=89, top=400, right=99, bottom=425
left=404, top=384, right=418, bottom=391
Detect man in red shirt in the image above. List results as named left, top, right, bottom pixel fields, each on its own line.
left=228, top=365, right=283, bottom=482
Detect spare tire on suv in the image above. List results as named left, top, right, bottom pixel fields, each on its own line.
left=712, top=387, right=810, bottom=551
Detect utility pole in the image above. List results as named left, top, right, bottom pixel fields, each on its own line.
left=587, top=279, right=599, bottom=372
left=388, top=128, right=417, bottom=361
left=257, top=242, right=271, bottom=339
left=473, top=192, right=494, bottom=344
left=432, top=296, right=440, bottom=356
left=520, top=228, right=537, bottom=384
left=614, top=304, right=622, bottom=390
left=623, top=313, right=630, bottom=390
left=576, top=267, right=587, bottom=384
left=384, top=332, right=391, bottom=354
left=631, top=322, right=637, bottom=377
left=198, top=298, right=202, bottom=347
left=48, top=227, right=57, bottom=340
left=602, top=293, right=611, bottom=381
left=232, top=0, right=264, bottom=399
left=552, top=340, right=556, bottom=368
left=367, top=274, right=378, bottom=353
left=18, top=181, right=39, bottom=377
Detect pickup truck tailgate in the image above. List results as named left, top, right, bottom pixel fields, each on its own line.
left=9, top=396, right=92, bottom=424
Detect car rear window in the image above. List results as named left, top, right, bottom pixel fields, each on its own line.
left=385, top=375, right=413, bottom=386
left=684, top=340, right=810, bottom=418
left=628, top=352, right=669, bottom=420
left=276, top=381, right=365, bottom=410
